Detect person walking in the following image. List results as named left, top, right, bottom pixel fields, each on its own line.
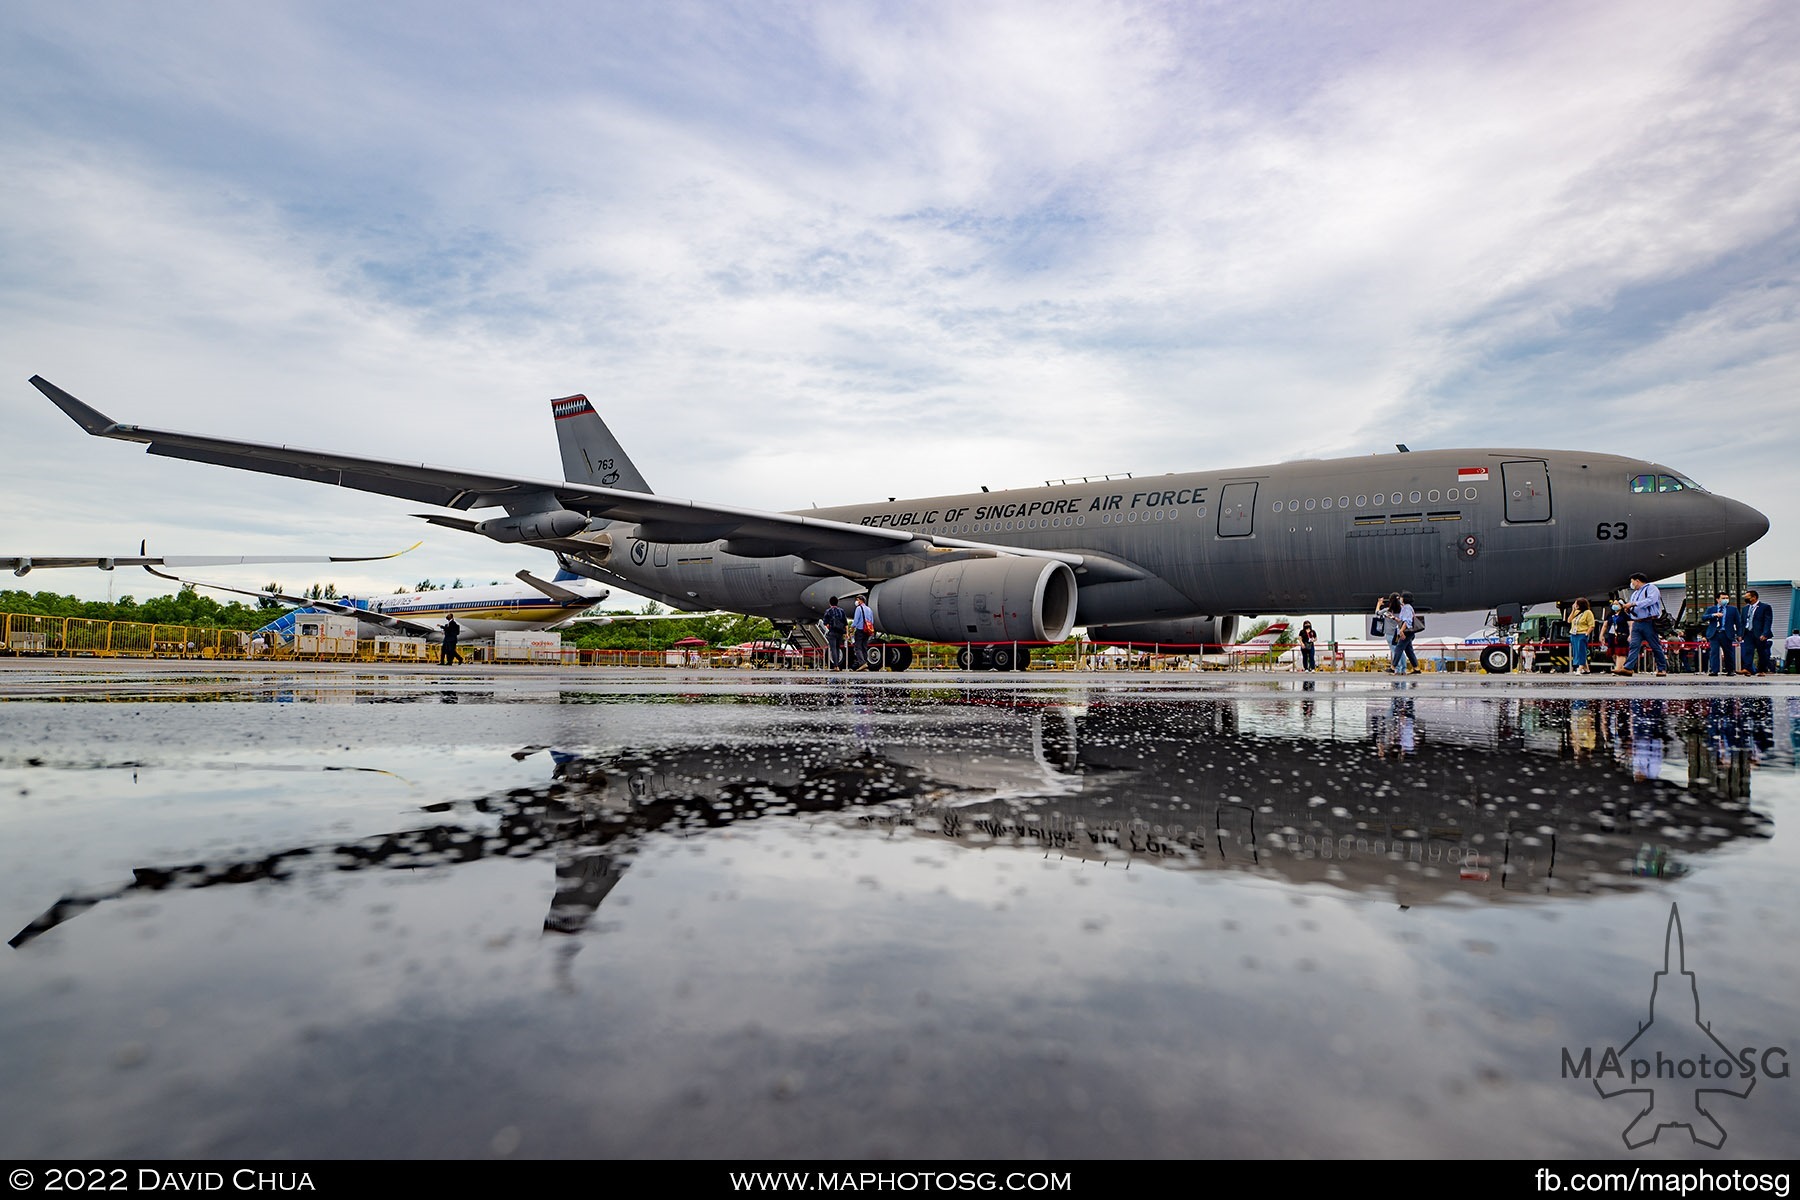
left=1397, top=592, right=1421, bottom=674
left=1298, top=621, right=1318, bottom=671
left=1701, top=591, right=1740, bottom=676
left=1738, top=589, right=1774, bottom=676
left=850, top=596, right=876, bottom=671
left=821, top=596, right=848, bottom=670
left=1568, top=597, right=1594, bottom=674
left=1603, top=599, right=1629, bottom=672
left=1615, top=572, right=1668, bottom=677
left=440, top=615, right=463, bottom=666
left=1375, top=594, right=1406, bottom=675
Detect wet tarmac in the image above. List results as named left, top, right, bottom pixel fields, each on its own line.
left=2, top=660, right=1797, bottom=1160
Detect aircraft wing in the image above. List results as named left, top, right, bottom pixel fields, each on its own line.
left=140, top=566, right=440, bottom=637
left=4, top=542, right=419, bottom=578
left=34, top=377, right=1087, bottom=571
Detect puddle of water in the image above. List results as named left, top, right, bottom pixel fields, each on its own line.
left=1, top=686, right=1795, bottom=1158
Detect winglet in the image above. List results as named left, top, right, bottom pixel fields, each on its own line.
left=330, top=540, right=422, bottom=562
left=29, top=376, right=127, bottom=436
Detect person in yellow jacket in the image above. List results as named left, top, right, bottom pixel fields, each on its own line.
left=1568, top=597, right=1595, bottom=674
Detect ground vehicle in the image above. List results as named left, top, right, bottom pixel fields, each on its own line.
left=1515, top=613, right=1575, bottom=673
left=1464, top=612, right=1579, bottom=673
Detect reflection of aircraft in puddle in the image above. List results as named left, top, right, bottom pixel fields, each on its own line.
left=9, top=695, right=1775, bottom=950
left=8, top=740, right=969, bottom=948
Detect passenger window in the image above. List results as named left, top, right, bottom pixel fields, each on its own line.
left=1630, top=474, right=1656, bottom=493
left=1338, top=495, right=1349, bottom=508
left=1305, top=498, right=1316, bottom=510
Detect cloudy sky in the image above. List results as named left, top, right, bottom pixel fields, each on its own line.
left=3, top=0, right=1796, bottom=607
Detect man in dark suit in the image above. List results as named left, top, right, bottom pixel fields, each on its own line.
left=1738, top=589, right=1773, bottom=676
left=440, top=615, right=463, bottom=666
left=1701, top=591, right=1740, bottom=676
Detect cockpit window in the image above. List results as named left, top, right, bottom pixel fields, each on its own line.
left=1630, top=474, right=1656, bottom=493
left=1656, top=475, right=1684, bottom=492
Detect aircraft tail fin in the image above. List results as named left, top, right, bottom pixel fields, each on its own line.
left=551, top=395, right=654, bottom=493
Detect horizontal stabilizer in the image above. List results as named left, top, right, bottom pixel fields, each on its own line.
left=515, top=570, right=594, bottom=604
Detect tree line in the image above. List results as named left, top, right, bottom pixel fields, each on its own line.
left=0, top=584, right=781, bottom=648
left=0, top=585, right=271, bottom=630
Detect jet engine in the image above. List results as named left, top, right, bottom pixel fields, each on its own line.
left=868, top=558, right=1077, bottom=644
left=1086, top=615, right=1239, bottom=649
left=473, top=509, right=589, bottom=542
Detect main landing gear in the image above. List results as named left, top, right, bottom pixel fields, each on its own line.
left=956, top=645, right=1032, bottom=672
left=860, top=641, right=914, bottom=672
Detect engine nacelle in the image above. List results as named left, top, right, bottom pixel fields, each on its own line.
left=868, top=558, right=1077, bottom=644
left=474, top=509, right=589, bottom=542
left=1087, top=615, right=1239, bottom=649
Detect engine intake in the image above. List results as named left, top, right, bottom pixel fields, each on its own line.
left=868, top=558, right=1077, bottom=644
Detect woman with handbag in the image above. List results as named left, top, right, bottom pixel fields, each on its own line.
left=1375, top=594, right=1407, bottom=674
left=1568, top=597, right=1594, bottom=674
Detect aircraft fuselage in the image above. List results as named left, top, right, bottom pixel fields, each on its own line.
left=586, top=448, right=1764, bottom=625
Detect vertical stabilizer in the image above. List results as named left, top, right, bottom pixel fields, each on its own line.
left=550, top=395, right=654, bottom=493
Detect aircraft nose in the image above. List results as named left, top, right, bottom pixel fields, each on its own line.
left=1719, top=495, right=1769, bottom=549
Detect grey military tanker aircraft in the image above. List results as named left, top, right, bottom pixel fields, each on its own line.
left=32, top=376, right=1769, bottom=672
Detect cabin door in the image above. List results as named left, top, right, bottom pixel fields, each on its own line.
left=1216, top=483, right=1257, bottom=537
left=1501, top=460, right=1552, bottom=523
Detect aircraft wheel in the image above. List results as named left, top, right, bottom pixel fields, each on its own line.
left=991, top=646, right=1015, bottom=672
left=956, top=646, right=971, bottom=669
left=1479, top=645, right=1513, bottom=674
left=861, top=645, right=883, bottom=671
left=885, top=643, right=913, bottom=672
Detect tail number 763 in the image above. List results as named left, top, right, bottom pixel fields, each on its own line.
left=1595, top=522, right=1628, bottom=540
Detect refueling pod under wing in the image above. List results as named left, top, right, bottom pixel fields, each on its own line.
left=1087, top=616, right=1240, bottom=649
